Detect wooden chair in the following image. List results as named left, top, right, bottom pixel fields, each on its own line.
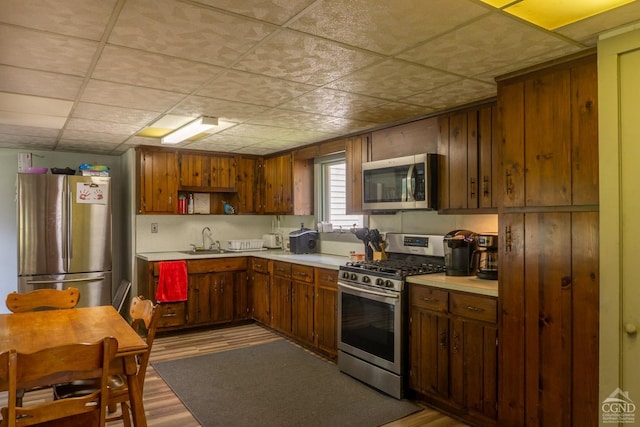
left=5, top=288, right=80, bottom=313
left=0, top=337, right=118, bottom=427
left=5, top=287, right=81, bottom=407
left=54, top=296, right=160, bottom=427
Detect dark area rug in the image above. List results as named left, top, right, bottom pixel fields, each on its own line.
left=152, top=340, right=420, bottom=427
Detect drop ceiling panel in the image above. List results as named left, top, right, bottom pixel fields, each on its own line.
left=0, top=25, right=98, bottom=76
left=398, top=12, right=583, bottom=77
left=57, top=139, right=125, bottom=154
left=72, top=103, right=159, bottom=127
left=233, top=29, right=382, bottom=86
left=0, top=66, right=83, bottom=100
left=109, top=0, right=276, bottom=66
left=289, top=0, right=491, bottom=55
left=197, top=70, right=316, bottom=107
left=170, top=96, right=269, bottom=123
left=0, top=0, right=116, bottom=40
left=81, top=80, right=186, bottom=112
left=404, top=79, right=497, bottom=110
left=65, top=118, right=141, bottom=136
left=277, top=88, right=387, bottom=116
left=193, top=0, right=317, bottom=25
left=327, top=59, right=460, bottom=100
left=92, top=46, right=223, bottom=94
left=345, top=101, right=433, bottom=124
left=0, top=133, right=57, bottom=150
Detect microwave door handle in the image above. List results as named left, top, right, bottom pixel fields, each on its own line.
left=406, top=164, right=415, bottom=201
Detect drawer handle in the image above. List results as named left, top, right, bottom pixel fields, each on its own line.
left=162, top=313, right=177, bottom=317
left=422, top=297, right=438, bottom=303
left=464, top=305, right=484, bottom=313
left=296, top=272, right=308, bottom=277
left=255, top=264, right=263, bottom=269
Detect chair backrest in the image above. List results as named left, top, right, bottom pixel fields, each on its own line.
left=0, top=337, right=118, bottom=427
left=112, top=280, right=132, bottom=314
left=5, top=288, right=80, bottom=313
left=129, top=296, right=160, bottom=390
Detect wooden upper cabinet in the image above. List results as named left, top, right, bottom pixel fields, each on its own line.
left=438, top=102, right=498, bottom=212
left=345, top=134, right=369, bottom=214
left=262, top=153, right=313, bottom=215
left=293, top=156, right=313, bottom=216
left=498, top=54, right=598, bottom=208
left=137, top=147, right=179, bottom=214
left=235, top=156, right=261, bottom=214
left=263, top=153, right=293, bottom=214
left=179, top=152, right=237, bottom=192
left=370, top=117, right=438, bottom=161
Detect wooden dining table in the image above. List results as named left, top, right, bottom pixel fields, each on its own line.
left=0, top=305, right=148, bottom=427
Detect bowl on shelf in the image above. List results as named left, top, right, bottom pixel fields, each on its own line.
left=26, top=167, right=48, bottom=174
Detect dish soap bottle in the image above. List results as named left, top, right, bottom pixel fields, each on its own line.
left=187, top=193, right=194, bottom=214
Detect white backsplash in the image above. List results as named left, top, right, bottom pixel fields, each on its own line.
left=135, top=211, right=497, bottom=257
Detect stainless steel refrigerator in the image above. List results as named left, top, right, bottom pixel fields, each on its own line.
left=17, top=173, right=112, bottom=307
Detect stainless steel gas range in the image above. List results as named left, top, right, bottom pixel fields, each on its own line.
left=337, top=233, right=445, bottom=399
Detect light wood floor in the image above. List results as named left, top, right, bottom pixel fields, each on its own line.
left=2, top=323, right=469, bottom=426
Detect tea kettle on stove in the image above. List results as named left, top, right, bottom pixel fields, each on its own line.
left=443, top=229, right=478, bottom=276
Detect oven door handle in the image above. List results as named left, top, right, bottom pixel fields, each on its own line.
left=338, top=282, right=400, bottom=299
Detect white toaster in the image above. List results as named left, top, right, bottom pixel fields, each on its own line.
left=262, top=233, right=283, bottom=249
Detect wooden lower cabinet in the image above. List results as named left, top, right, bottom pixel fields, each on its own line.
left=188, top=271, right=234, bottom=325
left=315, top=268, right=338, bottom=358
left=249, top=258, right=270, bottom=324
left=249, top=260, right=338, bottom=359
left=138, top=257, right=248, bottom=331
left=409, top=284, right=498, bottom=427
left=291, top=264, right=314, bottom=345
left=270, top=275, right=292, bottom=334
left=292, top=280, right=314, bottom=345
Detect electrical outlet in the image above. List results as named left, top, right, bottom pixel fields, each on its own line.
left=151, top=223, right=158, bottom=233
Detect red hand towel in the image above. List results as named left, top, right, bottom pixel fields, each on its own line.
left=157, top=260, right=188, bottom=302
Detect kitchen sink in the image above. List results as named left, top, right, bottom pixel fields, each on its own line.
left=179, top=249, right=226, bottom=255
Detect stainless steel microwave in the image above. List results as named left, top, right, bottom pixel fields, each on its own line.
left=362, top=153, right=438, bottom=211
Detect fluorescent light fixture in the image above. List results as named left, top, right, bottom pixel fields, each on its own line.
left=160, top=116, right=218, bottom=144
left=479, top=0, right=635, bottom=30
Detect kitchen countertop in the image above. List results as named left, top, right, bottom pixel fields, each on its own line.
left=408, top=273, right=498, bottom=297
left=136, top=251, right=499, bottom=296
left=136, top=250, right=347, bottom=270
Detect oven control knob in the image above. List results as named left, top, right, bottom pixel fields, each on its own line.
left=342, top=272, right=350, bottom=280
left=376, top=278, right=384, bottom=286
left=362, top=276, right=371, bottom=284
left=350, top=273, right=358, bottom=281
left=385, top=280, right=394, bottom=288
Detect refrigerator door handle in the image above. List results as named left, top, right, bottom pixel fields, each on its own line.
left=25, top=276, right=107, bottom=285
left=66, top=188, right=72, bottom=263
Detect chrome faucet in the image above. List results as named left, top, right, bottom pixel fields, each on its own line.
left=202, top=227, right=213, bottom=250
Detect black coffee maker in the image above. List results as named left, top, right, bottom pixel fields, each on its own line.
left=444, top=229, right=478, bottom=276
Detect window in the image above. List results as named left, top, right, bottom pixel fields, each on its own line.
left=317, top=155, right=364, bottom=229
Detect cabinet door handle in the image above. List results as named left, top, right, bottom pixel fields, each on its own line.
left=505, top=225, right=512, bottom=252
left=505, top=169, right=513, bottom=195
left=483, top=175, right=490, bottom=197
left=439, top=331, right=447, bottom=348
left=470, top=177, right=476, bottom=199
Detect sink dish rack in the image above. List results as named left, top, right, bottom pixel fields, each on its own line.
left=227, top=239, right=266, bottom=252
